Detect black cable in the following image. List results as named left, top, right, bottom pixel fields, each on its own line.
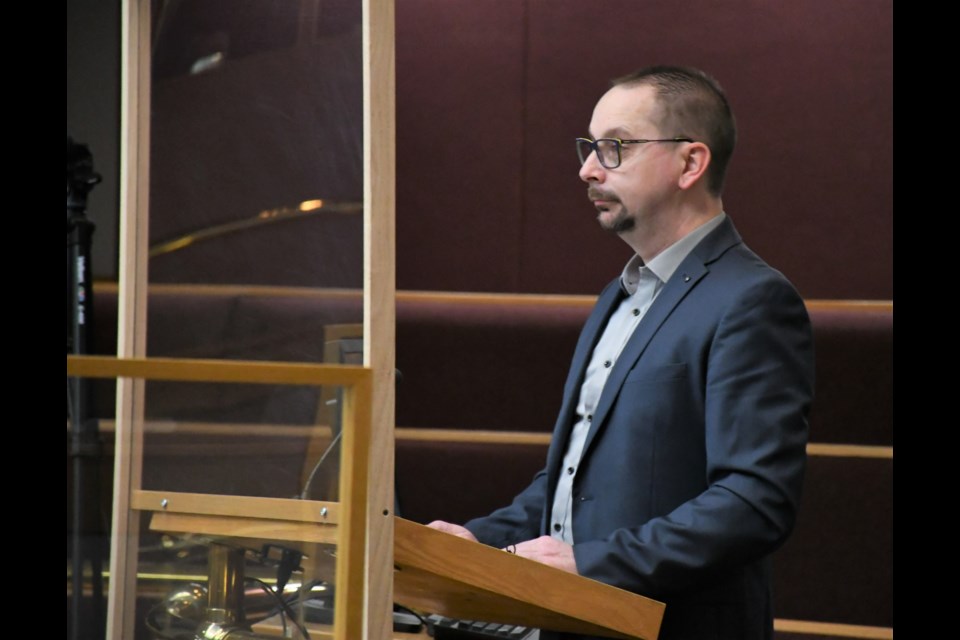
left=246, top=576, right=311, bottom=640
left=299, top=430, right=342, bottom=499
left=247, top=577, right=287, bottom=637
left=300, top=577, right=326, bottom=591
left=394, top=602, right=429, bottom=626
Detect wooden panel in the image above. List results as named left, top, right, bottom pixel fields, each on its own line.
left=149, top=511, right=339, bottom=546
left=775, top=619, right=893, bottom=639
left=67, top=354, right=369, bottom=386
left=132, top=490, right=342, bottom=524
left=391, top=0, right=893, bottom=298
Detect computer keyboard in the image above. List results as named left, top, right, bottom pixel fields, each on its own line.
left=425, top=613, right=538, bottom=640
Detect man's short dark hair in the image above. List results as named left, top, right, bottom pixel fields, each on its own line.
left=612, top=66, right=736, bottom=196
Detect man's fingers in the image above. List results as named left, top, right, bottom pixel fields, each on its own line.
left=426, top=520, right=478, bottom=541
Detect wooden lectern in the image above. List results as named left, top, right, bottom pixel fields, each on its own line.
left=148, top=511, right=665, bottom=640
left=393, top=518, right=665, bottom=640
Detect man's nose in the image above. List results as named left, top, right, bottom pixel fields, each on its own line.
left=579, top=151, right=605, bottom=183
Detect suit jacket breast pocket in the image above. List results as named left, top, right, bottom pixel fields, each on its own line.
left=622, top=362, right=688, bottom=386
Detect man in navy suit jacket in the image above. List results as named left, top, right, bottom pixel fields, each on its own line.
left=429, top=66, right=815, bottom=640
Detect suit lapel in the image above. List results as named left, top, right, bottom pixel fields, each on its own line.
left=578, top=217, right=743, bottom=461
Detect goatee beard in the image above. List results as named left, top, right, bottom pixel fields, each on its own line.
left=598, top=209, right=635, bottom=234
left=589, top=187, right=632, bottom=233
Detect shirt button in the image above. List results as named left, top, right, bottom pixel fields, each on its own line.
left=632, top=308, right=640, bottom=316
left=567, top=466, right=575, bottom=475
left=604, top=360, right=612, bottom=368
left=553, top=523, right=561, bottom=532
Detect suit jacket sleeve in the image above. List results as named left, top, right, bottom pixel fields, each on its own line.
left=463, top=468, right=548, bottom=548
left=571, top=275, right=815, bottom=598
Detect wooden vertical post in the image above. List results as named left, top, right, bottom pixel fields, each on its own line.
left=363, top=0, right=397, bottom=637
left=106, top=1, right=151, bottom=638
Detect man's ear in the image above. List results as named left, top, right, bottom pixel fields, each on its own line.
left=678, top=142, right=711, bottom=191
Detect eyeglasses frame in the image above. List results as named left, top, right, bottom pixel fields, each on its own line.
left=576, top=137, right=695, bottom=169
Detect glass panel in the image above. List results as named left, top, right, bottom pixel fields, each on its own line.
left=140, top=379, right=344, bottom=501
left=67, top=367, right=354, bottom=639
left=147, top=0, right=365, bottom=359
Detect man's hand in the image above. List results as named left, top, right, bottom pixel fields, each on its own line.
left=513, top=536, right=578, bottom=574
left=425, top=524, right=578, bottom=575
left=426, top=520, right=478, bottom=542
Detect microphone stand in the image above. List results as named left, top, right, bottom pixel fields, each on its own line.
left=67, top=136, right=104, bottom=640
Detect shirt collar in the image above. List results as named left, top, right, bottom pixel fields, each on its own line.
left=620, top=213, right=726, bottom=295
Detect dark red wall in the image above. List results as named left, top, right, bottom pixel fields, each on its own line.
left=73, top=0, right=891, bottom=300
left=395, top=0, right=893, bottom=299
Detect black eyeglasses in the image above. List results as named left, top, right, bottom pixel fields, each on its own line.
left=575, top=137, right=694, bottom=169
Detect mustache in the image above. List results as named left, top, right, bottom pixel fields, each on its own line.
left=587, top=187, right=619, bottom=202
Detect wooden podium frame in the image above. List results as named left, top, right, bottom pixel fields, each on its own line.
left=110, top=0, right=398, bottom=636
left=69, top=353, right=664, bottom=640
left=393, top=518, right=664, bottom=640
left=68, top=355, right=376, bottom=640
